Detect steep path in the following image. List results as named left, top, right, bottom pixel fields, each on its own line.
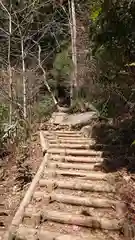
left=4, top=129, right=125, bottom=240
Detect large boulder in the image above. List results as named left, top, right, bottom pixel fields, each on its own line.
left=60, top=111, right=98, bottom=127
left=49, top=112, right=68, bottom=125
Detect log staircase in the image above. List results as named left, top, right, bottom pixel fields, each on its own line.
left=3, top=127, right=126, bottom=240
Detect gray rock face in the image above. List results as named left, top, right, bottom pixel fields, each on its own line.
left=49, top=112, right=68, bottom=125
left=50, top=111, right=98, bottom=127
left=61, top=112, right=98, bottom=127
left=80, top=125, right=93, bottom=137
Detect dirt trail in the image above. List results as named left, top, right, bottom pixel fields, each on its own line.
left=0, top=138, right=42, bottom=240
left=3, top=129, right=125, bottom=240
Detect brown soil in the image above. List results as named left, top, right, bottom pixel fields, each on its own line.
left=116, top=169, right=135, bottom=239
left=0, top=132, right=43, bottom=239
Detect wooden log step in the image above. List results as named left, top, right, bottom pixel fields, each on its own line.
left=47, top=148, right=102, bottom=157
left=12, top=226, right=102, bottom=240
left=39, top=179, right=115, bottom=192
left=49, top=155, right=103, bottom=163
left=46, top=136, right=88, bottom=141
left=33, top=192, right=118, bottom=208
left=44, top=130, right=81, bottom=134
left=44, top=132, right=82, bottom=137
left=44, top=169, right=107, bottom=180
left=49, top=143, right=91, bottom=149
left=47, top=162, right=101, bottom=171
left=40, top=131, right=49, bottom=154
left=48, top=139, right=95, bottom=144
left=24, top=209, right=122, bottom=230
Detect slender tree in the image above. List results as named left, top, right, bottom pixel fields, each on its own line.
left=33, top=40, right=58, bottom=106
left=68, top=0, right=77, bottom=104
left=0, top=0, right=13, bottom=124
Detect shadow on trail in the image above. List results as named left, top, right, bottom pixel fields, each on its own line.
left=90, top=116, right=135, bottom=173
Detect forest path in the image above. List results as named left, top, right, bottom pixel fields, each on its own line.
left=3, top=128, right=125, bottom=240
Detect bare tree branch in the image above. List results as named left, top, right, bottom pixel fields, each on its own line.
left=33, top=40, right=58, bottom=106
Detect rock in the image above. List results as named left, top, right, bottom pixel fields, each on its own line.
left=80, top=125, right=93, bottom=137
left=49, top=112, right=68, bottom=125
left=49, top=111, right=98, bottom=127
left=108, top=118, right=113, bottom=126
left=60, top=111, right=98, bottom=127
left=72, top=225, right=81, bottom=231
left=57, top=106, right=70, bottom=113
left=116, top=202, right=127, bottom=219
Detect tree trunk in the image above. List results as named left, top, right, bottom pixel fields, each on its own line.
left=68, top=0, right=77, bottom=105
left=8, top=15, right=12, bottom=124
left=21, top=37, right=27, bottom=119
left=36, top=42, right=58, bottom=106
left=71, top=0, right=77, bottom=88
left=68, top=0, right=74, bottom=105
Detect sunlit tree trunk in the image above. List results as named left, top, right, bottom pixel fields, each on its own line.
left=68, top=0, right=77, bottom=105
left=8, top=13, right=13, bottom=123
left=21, top=37, right=27, bottom=119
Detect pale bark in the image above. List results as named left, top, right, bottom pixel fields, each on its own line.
left=68, top=0, right=77, bottom=104
left=21, top=37, right=27, bottom=119
left=48, top=162, right=101, bottom=171
left=68, top=0, right=74, bottom=103
left=13, top=226, right=97, bottom=240
left=24, top=209, right=122, bottom=230
left=8, top=15, right=12, bottom=124
left=33, top=192, right=118, bottom=208
left=14, top=13, right=27, bottom=119
left=49, top=154, right=103, bottom=163
left=47, top=148, right=102, bottom=156
left=45, top=169, right=107, bottom=180
left=71, top=0, right=77, bottom=88
left=49, top=139, right=94, bottom=144
left=49, top=143, right=91, bottom=149
left=43, top=130, right=81, bottom=137
left=46, top=136, right=88, bottom=140
left=44, top=130, right=81, bottom=134
left=36, top=41, right=58, bottom=106
left=40, top=131, right=49, bottom=155
left=39, top=179, right=115, bottom=193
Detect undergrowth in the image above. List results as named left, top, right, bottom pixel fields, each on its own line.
left=15, top=145, right=33, bottom=190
